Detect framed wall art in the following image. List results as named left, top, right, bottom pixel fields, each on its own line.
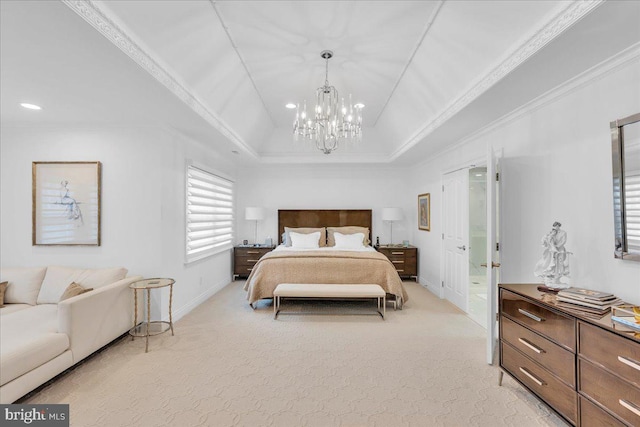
left=418, top=193, right=430, bottom=231
left=32, top=161, right=102, bottom=246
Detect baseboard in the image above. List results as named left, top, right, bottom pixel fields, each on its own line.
left=170, top=277, right=230, bottom=322
left=419, top=277, right=441, bottom=297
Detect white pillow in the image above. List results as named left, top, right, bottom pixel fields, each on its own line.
left=37, top=266, right=128, bottom=304
left=0, top=267, right=47, bottom=305
left=334, top=232, right=365, bottom=249
left=289, top=231, right=321, bottom=249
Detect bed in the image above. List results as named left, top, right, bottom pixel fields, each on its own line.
left=243, top=209, right=409, bottom=308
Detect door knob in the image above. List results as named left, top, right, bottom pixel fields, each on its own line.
left=481, top=262, right=501, bottom=268
left=457, top=245, right=466, bottom=251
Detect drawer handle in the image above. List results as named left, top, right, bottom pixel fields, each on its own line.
left=518, top=338, right=545, bottom=354
left=247, top=259, right=259, bottom=262
left=519, top=367, right=545, bottom=386
left=618, top=355, right=640, bottom=372
left=518, top=308, right=545, bottom=322
left=391, top=252, right=404, bottom=255
left=619, top=399, right=640, bottom=417
left=246, top=251, right=260, bottom=254
left=396, top=269, right=404, bottom=272
left=392, top=260, right=404, bottom=264
left=247, top=268, right=253, bottom=271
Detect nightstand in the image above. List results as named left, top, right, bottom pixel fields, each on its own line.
left=376, top=245, right=418, bottom=281
left=233, top=246, right=275, bottom=280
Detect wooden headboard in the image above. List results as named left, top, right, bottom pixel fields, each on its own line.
left=278, top=209, right=372, bottom=244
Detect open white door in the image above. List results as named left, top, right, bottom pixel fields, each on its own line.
left=443, top=169, right=469, bottom=312
left=486, top=146, right=501, bottom=364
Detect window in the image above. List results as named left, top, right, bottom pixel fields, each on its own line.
left=185, top=165, right=233, bottom=263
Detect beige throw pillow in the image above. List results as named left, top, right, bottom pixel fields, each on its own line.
left=327, top=226, right=371, bottom=246
left=0, top=281, right=7, bottom=308
left=59, top=282, right=93, bottom=302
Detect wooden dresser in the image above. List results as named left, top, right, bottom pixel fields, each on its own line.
left=376, top=245, right=418, bottom=281
left=499, top=284, right=640, bottom=426
left=233, top=246, right=274, bottom=280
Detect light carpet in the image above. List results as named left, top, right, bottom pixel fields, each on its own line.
left=20, top=281, right=566, bottom=426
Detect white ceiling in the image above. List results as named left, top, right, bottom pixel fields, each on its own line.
left=1, top=1, right=639, bottom=165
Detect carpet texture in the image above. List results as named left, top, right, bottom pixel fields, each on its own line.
left=20, top=281, right=566, bottom=426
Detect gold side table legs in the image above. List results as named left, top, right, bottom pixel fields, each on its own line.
left=129, top=278, right=175, bottom=353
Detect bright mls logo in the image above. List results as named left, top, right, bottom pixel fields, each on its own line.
left=1, top=405, right=69, bottom=426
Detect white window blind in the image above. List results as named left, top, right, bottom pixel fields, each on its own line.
left=186, top=165, right=233, bottom=263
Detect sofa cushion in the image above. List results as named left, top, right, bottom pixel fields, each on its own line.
left=0, top=304, right=69, bottom=386
left=37, top=266, right=127, bottom=304
left=0, top=267, right=47, bottom=305
left=0, top=281, right=7, bottom=307
left=0, top=304, right=31, bottom=316
left=59, top=282, right=93, bottom=301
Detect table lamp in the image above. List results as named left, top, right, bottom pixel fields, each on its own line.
left=382, top=207, right=403, bottom=246
left=245, top=207, right=265, bottom=246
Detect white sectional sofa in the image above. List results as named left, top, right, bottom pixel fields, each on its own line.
left=0, top=266, right=142, bottom=403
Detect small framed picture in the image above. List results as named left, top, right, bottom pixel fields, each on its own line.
left=418, top=193, right=430, bottom=231
left=32, top=161, right=101, bottom=246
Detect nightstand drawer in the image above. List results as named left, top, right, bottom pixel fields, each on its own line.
left=501, top=289, right=575, bottom=351
left=234, top=246, right=274, bottom=278
left=501, top=316, right=575, bottom=387
left=376, top=246, right=417, bottom=277
left=235, top=247, right=272, bottom=257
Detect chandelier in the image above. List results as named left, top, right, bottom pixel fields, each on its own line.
left=293, top=50, right=363, bottom=154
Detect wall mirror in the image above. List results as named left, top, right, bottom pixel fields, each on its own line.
left=612, top=112, right=640, bottom=261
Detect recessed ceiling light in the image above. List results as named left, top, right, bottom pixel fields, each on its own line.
left=20, top=103, right=42, bottom=110
left=354, top=103, right=365, bottom=109
left=285, top=103, right=296, bottom=109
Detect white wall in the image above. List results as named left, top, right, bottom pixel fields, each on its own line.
left=235, top=165, right=413, bottom=247
left=0, top=125, right=237, bottom=320
left=409, top=52, right=640, bottom=304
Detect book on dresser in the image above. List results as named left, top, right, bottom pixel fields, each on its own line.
left=555, top=287, right=622, bottom=315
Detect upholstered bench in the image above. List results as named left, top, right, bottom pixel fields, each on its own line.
left=273, top=283, right=386, bottom=319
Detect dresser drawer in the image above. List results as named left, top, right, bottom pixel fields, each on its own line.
left=579, top=358, right=640, bottom=426
left=579, top=396, right=626, bottom=427
left=579, top=321, right=640, bottom=388
left=502, top=342, right=577, bottom=424
left=501, top=290, right=576, bottom=351
left=501, top=316, right=575, bottom=387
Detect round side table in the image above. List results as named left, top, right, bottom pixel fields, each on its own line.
left=129, top=278, right=175, bottom=353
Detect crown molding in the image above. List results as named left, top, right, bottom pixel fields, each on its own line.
left=61, top=0, right=259, bottom=159
left=390, top=0, right=604, bottom=161
left=411, top=42, right=640, bottom=170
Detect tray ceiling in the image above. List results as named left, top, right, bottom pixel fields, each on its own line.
left=2, top=1, right=639, bottom=165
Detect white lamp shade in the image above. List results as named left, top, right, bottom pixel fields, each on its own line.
left=381, top=207, right=403, bottom=221
left=245, top=207, right=265, bottom=221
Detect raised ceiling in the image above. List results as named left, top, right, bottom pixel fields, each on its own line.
left=2, top=1, right=639, bottom=165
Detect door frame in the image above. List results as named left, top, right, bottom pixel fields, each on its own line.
left=439, top=157, right=485, bottom=303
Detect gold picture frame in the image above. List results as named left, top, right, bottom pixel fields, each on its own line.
left=32, top=161, right=102, bottom=246
left=418, top=193, right=430, bottom=231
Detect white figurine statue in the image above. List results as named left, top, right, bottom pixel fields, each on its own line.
left=534, top=221, right=571, bottom=288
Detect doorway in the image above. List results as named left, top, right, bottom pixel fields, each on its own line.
left=468, top=167, right=487, bottom=328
